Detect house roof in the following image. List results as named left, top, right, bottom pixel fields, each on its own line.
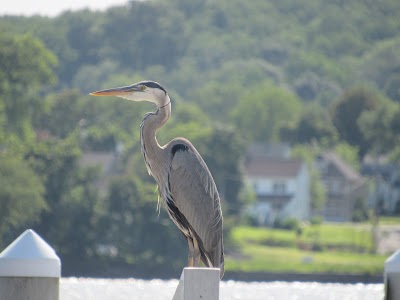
left=245, top=157, right=304, bottom=178
left=319, top=152, right=363, bottom=184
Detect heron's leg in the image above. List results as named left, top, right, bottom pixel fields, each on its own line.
left=187, top=237, right=195, bottom=267
left=192, top=237, right=201, bottom=267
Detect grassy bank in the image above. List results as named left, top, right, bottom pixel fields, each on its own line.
left=226, top=224, right=387, bottom=275
left=379, top=216, right=400, bottom=225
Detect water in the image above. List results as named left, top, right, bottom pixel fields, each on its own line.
left=61, top=277, right=384, bottom=300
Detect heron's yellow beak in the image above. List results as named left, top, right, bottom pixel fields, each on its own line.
left=89, top=85, right=139, bottom=97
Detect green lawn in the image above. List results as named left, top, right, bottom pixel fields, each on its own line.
left=227, top=225, right=386, bottom=274
left=226, top=245, right=386, bottom=274
left=379, top=216, right=400, bottom=225
left=302, top=223, right=373, bottom=251
left=232, top=224, right=373, bottom=252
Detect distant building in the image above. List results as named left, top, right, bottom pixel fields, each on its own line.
left=315, top=152, right=369, bottom=222
left=363, top=162, right=400, bottom=214
left=244, top=144, right=311, bottom=225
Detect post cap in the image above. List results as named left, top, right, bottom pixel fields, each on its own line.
left=385, top=250, right=400, bottom=273
left=0, top=229, right=61, bottom=277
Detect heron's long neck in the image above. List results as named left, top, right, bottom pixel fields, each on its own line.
left=140, top=95, right=171, bottom=175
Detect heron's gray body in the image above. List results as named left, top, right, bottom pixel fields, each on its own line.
left=139, top=102, right=224, bottom=277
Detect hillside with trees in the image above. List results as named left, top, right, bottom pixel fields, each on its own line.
left=0, top=0, right=399, bottom=276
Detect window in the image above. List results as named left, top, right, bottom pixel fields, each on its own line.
left=272, top=182, right=286, bottom=195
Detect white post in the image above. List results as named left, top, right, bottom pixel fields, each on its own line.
left=385, top=250, right=400, bottom=300
left=0, top=229, right=61, bottom=300
left=172, top=267, right=220, bottom=300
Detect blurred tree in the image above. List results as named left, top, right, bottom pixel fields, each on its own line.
left=0, top=155, right=46, bottom=247
left=188, top=60, right=283, bottom=122
left=358, top=100, right=400, bottom=156
left=51, top=166, right=103, bottom=259
left=361, top=38, right=400, bottom=93
left=72, top=60, right=120, bottom=93
left=334, top=142, right=360, bottom=171
left=101, top=1, right=186, bottom=70
left=231, top=81, right=301, bottom=143
left=292, top=71, right=342, bottom=105
left=37, top=89, right=85, bottom=138
left=24, top=136, right=103, bottom=259
left=280, top=102, right=338, bottom=145
left=0, top=33, right=57, bottom=139
left=384, top=74, right=400, bottom=102
left=284, top=51, right=349, bottom=88
left=331, top=86, right=383, bottom=159
left=100, top=175, right=186, bottom=272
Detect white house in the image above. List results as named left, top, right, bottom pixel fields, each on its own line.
left=244, top=156, right=311, bottom=225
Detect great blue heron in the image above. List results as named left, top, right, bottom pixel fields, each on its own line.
left=90, top=80, right=224, bottom=278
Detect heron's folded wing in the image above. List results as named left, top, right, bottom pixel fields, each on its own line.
left=169, top=147, right=223, bottom=251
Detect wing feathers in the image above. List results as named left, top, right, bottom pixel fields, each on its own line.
left=169, top=144, right=223, bottom=253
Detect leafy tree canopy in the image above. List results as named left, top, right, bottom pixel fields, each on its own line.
left=231, top=81, right=301, bottom=143
left=0, top=155, right=46, bottom=247
left=0, top=33, right=57, bottom=139
left=331, top=86, right=388, bottom=159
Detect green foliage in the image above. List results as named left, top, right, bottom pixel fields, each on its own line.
left=231, top=81, right=301, bottom=143
left=334, top=143, right=360, bottom=171
left=285, top=51, right=349, bottom=88
left=331, top=86, right=386, bottom=158
left=360, top=38, right=400, bottom=93
left=0, top=155, right=46, bottom=246
left=0, top=32, right=57, bottom=138
left=310, top=215, right=323, bottom=225
left=99, top=176, right=186, bottom=269
left=281, top=102, right=338, bottom=145
left=37, top=89, right=86, bottom=138
left=358, top=100, right=400, bottom=155
left=273, top=218, right=301, bottom=231
left=24, top=137, right=94, bottom=258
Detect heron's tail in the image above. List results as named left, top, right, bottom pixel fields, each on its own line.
left=202, top=238, right=224, bottom=279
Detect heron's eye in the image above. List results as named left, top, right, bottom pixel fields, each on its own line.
left=140, top=85, right=146, bottom=91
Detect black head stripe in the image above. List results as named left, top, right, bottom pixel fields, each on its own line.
left=141, top=81, right=167, bottom=94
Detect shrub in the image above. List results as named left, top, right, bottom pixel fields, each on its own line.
left=310, top=215, right=324, bottom=225
left=274, top=218, right=300, bottom=231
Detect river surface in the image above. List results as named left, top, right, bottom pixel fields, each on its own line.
left=61, top=277, right=384, bottom=300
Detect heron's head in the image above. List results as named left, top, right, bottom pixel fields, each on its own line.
left=90, top=80, right=168, bottom=107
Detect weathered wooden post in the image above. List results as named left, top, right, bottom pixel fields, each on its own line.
left=172, top=267, right=220, bottom=300
left=385, top=250, right=400, bottom=300
left=0, top=229, right=61, bottom=300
